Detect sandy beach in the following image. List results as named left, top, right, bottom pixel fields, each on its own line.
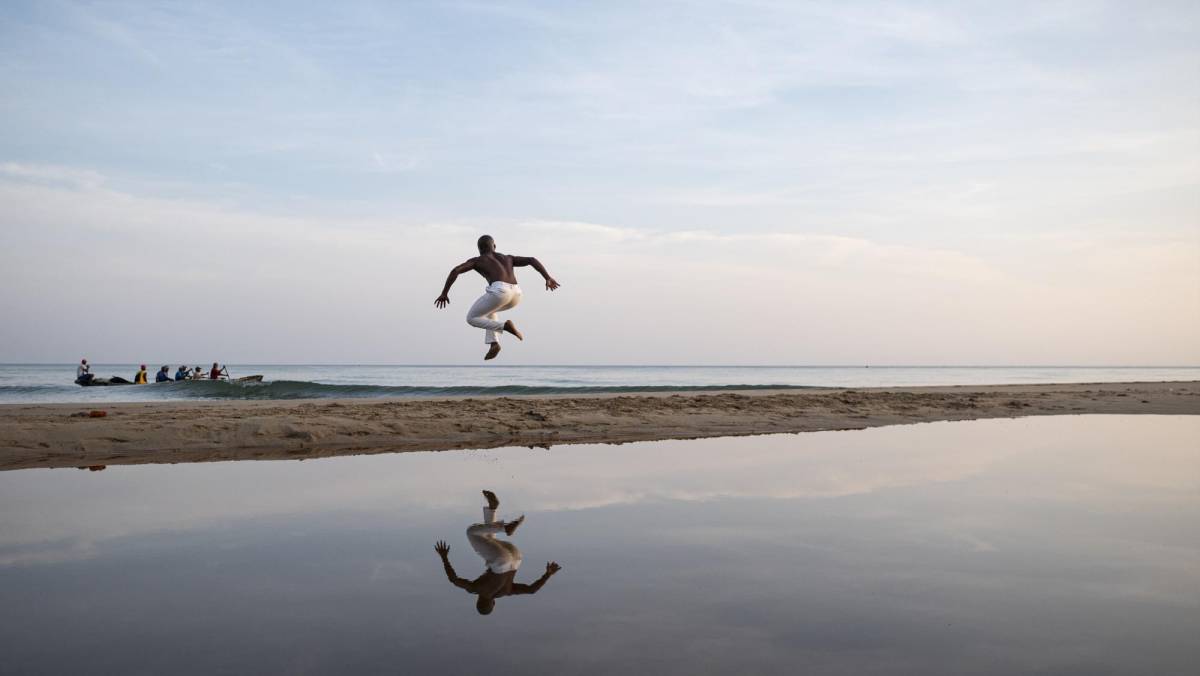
left=0, top=380, right=1195, bottom=471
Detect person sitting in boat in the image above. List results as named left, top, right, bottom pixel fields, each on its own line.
left=134, top=365, right=148, bottom=384
left=209, top=363, right=227, bottom=380
left=75, top=359, right=93, bottom=385
left=174, top=365, right=189, bottom=381
left=155, top=365, right=171, bottom=383
left=193, top=366, right=204, bottom=379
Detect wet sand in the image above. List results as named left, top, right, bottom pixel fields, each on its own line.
left=1, top=381, right=1196, bottom=471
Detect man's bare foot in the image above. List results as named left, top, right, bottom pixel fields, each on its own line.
left=482, top=490, right=499, bottom=510
left=484, top=343, right=501, bottom=360
left=503, top=320, right=523, bottom=341
left=504, top=515, right=525, bottom=536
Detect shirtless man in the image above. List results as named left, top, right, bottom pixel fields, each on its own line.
left=434, top=490, right=561, bottom=616
left=434, top=235, right=560, bottom=360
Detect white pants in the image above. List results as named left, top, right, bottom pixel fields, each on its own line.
left=467, top=506, right=522, bottom=574
left=466, top=282, right=522, bottom=344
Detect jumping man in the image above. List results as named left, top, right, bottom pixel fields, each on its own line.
left=434, top=235, right=560, bottom=360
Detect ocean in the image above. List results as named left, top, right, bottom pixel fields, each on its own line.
left=1, top=364, right=1198, bottom=404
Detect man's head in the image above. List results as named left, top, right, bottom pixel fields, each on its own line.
left=477, top=235, right=495, bottom=254
left=476, top=596, right=495, bottom=615
left=140, top=364, right=146, bottom=370
left=81, top=359, right=87, bottom=365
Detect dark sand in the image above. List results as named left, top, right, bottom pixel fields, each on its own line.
left=1, top=381, right=1196, bottom=471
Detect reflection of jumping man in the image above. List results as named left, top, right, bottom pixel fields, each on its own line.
left=434, top=235, right=560, bottom=360
left=435, top=490, right=562, bottom=615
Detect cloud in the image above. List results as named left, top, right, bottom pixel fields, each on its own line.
left=2, top=165, right=1195, bottom=364
left=0, top=162, right=106, bottom=190
left=519, top=220, right=647, bottom=242
left=59, top=0, right=165, bottom=69
left=370, top=150, right=421, bottom=173
left=0, top=3, right=1197, bottom=363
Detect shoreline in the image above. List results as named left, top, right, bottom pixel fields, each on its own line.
left=1, top=381, right=1197, bottom=471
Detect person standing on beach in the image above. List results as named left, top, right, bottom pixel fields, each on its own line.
left=434, top=490, right=561, bottom=615
left=433, top=235, right=560, bottom=360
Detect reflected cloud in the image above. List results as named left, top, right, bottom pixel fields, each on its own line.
left=1, top=417, right=1197, bottom=568
left=2, top=417, right=1199, bottom=674
left=0, top=537, right=97, bottom=567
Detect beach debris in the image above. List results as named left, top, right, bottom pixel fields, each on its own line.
left=282, top=425, right=317, bottom=441
left=70, top=410, right=108, bottom=418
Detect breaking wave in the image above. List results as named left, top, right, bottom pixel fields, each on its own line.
left=167, top=380, right=818, bottom=400
left=43, top=380, right=818, bottom=400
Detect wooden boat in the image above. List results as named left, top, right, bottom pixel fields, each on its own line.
left=75, top=376, right=134, bottom=387
left=75, top=374, right=264, bottom=386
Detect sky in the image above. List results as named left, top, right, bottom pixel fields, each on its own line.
left=0, top=0, right=1197, bottom=365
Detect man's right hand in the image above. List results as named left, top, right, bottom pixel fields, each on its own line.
left=434, top=295, right=450, bottom=309
left=435, top=540, right=450, bottom=557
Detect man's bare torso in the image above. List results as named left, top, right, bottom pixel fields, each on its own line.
left=472, top=252, right=519, bottom=285
left=468, top=570, right=518, bottom=598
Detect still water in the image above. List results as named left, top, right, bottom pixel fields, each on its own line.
left=1, top=416, right=1197, bottom=675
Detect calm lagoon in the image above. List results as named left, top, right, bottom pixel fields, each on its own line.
left=1, top=416, right=1197, bottom=675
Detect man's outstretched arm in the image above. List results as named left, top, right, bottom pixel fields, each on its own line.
left=510, top=561, right=562, bottom=595
left=434, top=540, right=472, bottom=590
left=435, top=259, right=477, bottom=308
left=511, top=256, right=560, bottom=291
